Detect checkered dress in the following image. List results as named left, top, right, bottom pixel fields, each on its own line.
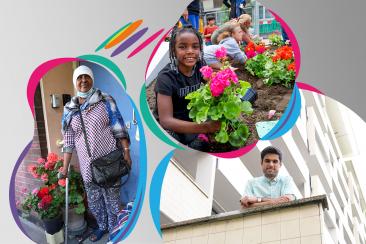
left=63, top=101, right=119, bottom=183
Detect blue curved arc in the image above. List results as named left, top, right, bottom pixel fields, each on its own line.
left=149, top=150, right=175, bottom=236
left=262, top=85, right=301, bottom=140
left=115, top=97, right=147, bottom=242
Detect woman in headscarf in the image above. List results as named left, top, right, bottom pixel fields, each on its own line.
left=60, top=65, right=131, bottom=242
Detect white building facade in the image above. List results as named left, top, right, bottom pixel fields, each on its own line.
left=160, top=90, right=366, bottom=244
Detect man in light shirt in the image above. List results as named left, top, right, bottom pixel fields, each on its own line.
left=240, top=146, right=297, bottom=208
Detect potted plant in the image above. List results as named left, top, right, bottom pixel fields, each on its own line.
left=20, top=185, right=64, bottom=235
left=20, top=152, right=86, bottom=235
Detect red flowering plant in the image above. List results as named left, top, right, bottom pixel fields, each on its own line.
left=245, top=44, right=296, bottom=88
left=20, top=152, right=85, bottom=219
left=186, top=47, right=253, bottom=148
left=244, top=41, right=267, bottom=59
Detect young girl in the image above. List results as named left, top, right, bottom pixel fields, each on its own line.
left=203, top=23, right=247, bottom=70
left=154, top=26, right=220, bottom=150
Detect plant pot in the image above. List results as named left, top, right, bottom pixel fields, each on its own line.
left=67, top=208, right=86, bottom=233
left=43, top=215, right=64, bottom=235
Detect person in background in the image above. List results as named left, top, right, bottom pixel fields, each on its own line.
left=204, top=23, right=247, bottom=70
left=180, top=0, right=201, bottom=31
left=203, top=16, right=218, bottom=45
left=238, top=14, right=254, bottom=45
left=240, top=146, right=297, bottom=208
left=223, top=0, right=246, bottom=20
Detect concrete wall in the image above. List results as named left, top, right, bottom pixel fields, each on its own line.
left=160, top=162, right=213, bottom=223
left=162, top=201, right=326, bottom=244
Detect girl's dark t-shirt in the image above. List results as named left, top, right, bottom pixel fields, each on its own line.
left=154, top=63, right=204, bottom=144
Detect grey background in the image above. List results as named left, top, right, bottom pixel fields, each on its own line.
left=1, top=0, right=366, bottom=243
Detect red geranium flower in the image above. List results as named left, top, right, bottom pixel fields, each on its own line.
left=41, top=195, right=53, bottom=206
left=288, top=62, right=296, bottom=71
left=47, top=152, right=59, bottom=164
left=37, top=187, right=49, bottom=199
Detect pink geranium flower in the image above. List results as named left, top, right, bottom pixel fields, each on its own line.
left=246, top=50, right=257, bottom=59
left=41, top=173, right=48, bottom=182
left=58, top=179, right=66, bottom=187
left=215, top=46, right=227, bottom=59
left=37, top=158, right=46, bottom=164
left=200, top=66, right=213, bottom=78
left=47, top=152, right=58, bottom=164
left=27, top=164, right=37, bottom=174
left=45, top=162, right=55, bottom=170
left=32, top=188, right=39, bottom=195
left=198, top=134, right=209, bottom=142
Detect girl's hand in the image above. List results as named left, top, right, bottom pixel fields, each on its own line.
left=204, top=121, right=221, bottom=133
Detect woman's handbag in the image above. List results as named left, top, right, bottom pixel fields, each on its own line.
left=78, top=105, right=130, bottom=188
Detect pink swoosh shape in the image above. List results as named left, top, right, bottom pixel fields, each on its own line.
left=297, top=82, right=324, bottom=94
left=27, top=58, right=80, bottom=117
left=145, top=28, right=172, bottom=80
left=210, top=141, right=258, bottom=158
left=128, top=28, right=165, bottom=59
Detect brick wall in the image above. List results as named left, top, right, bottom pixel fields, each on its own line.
left=15, top=85, right=48, bottom=205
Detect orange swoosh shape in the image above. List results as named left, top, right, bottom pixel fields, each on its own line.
left=105, top=19, right=143, bottom=49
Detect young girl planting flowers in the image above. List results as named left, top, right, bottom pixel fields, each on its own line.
left=154, top=26, right=220, bottom=151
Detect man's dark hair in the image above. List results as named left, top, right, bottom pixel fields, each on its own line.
left=207, top=15, right=215, bottom=21
left=261, top=146, right=282, bottom=162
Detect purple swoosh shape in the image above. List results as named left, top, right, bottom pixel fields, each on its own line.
left=111, top=27, right=149, bottom=57
left=9, top=141, right=33, bottom=240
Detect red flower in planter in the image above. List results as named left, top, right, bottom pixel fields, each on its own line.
left=58, top=179, right=66, bottom=187
left=288, top=62, right=296, bottom=71
left=47, top=152, right=59, bottom=164
left=45, top=161, right=55, bottom=170
left=41, top=195, right=53, bottom=206
left=37, top=187, right=49, bottom=199
left=255, top=44, right=266, bottom=54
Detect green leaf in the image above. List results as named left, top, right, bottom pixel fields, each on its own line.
left=215, top=129, right=229, bottom=143
left=223, top=101, right=241, bottom=120
left=75, top=204, right=86, bottom=215
left=195, top=106, right=209, bottom=123
left=228, top=123, right=249, bottom=147
left=208, top=106, right=222, bottom=120
left=241, top=101, right=253, bottom=115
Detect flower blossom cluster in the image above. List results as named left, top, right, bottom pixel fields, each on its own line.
left=36, top=187, right=53, bottom=209
left=209, top=68, right=238, bottom=97
left=272, top=46, right=293, bottom=62
left=215, top=46, right=227, bottom=59
left=245, top=42, right=267, bottom=59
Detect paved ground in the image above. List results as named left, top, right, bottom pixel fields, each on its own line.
left=20, top=217, right=109, bottom=244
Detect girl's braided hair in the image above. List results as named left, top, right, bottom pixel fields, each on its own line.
left=169, top=25, right=204, bottom=73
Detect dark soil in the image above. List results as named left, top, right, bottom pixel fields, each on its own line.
left=146, top=64, right=293, bottom=153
